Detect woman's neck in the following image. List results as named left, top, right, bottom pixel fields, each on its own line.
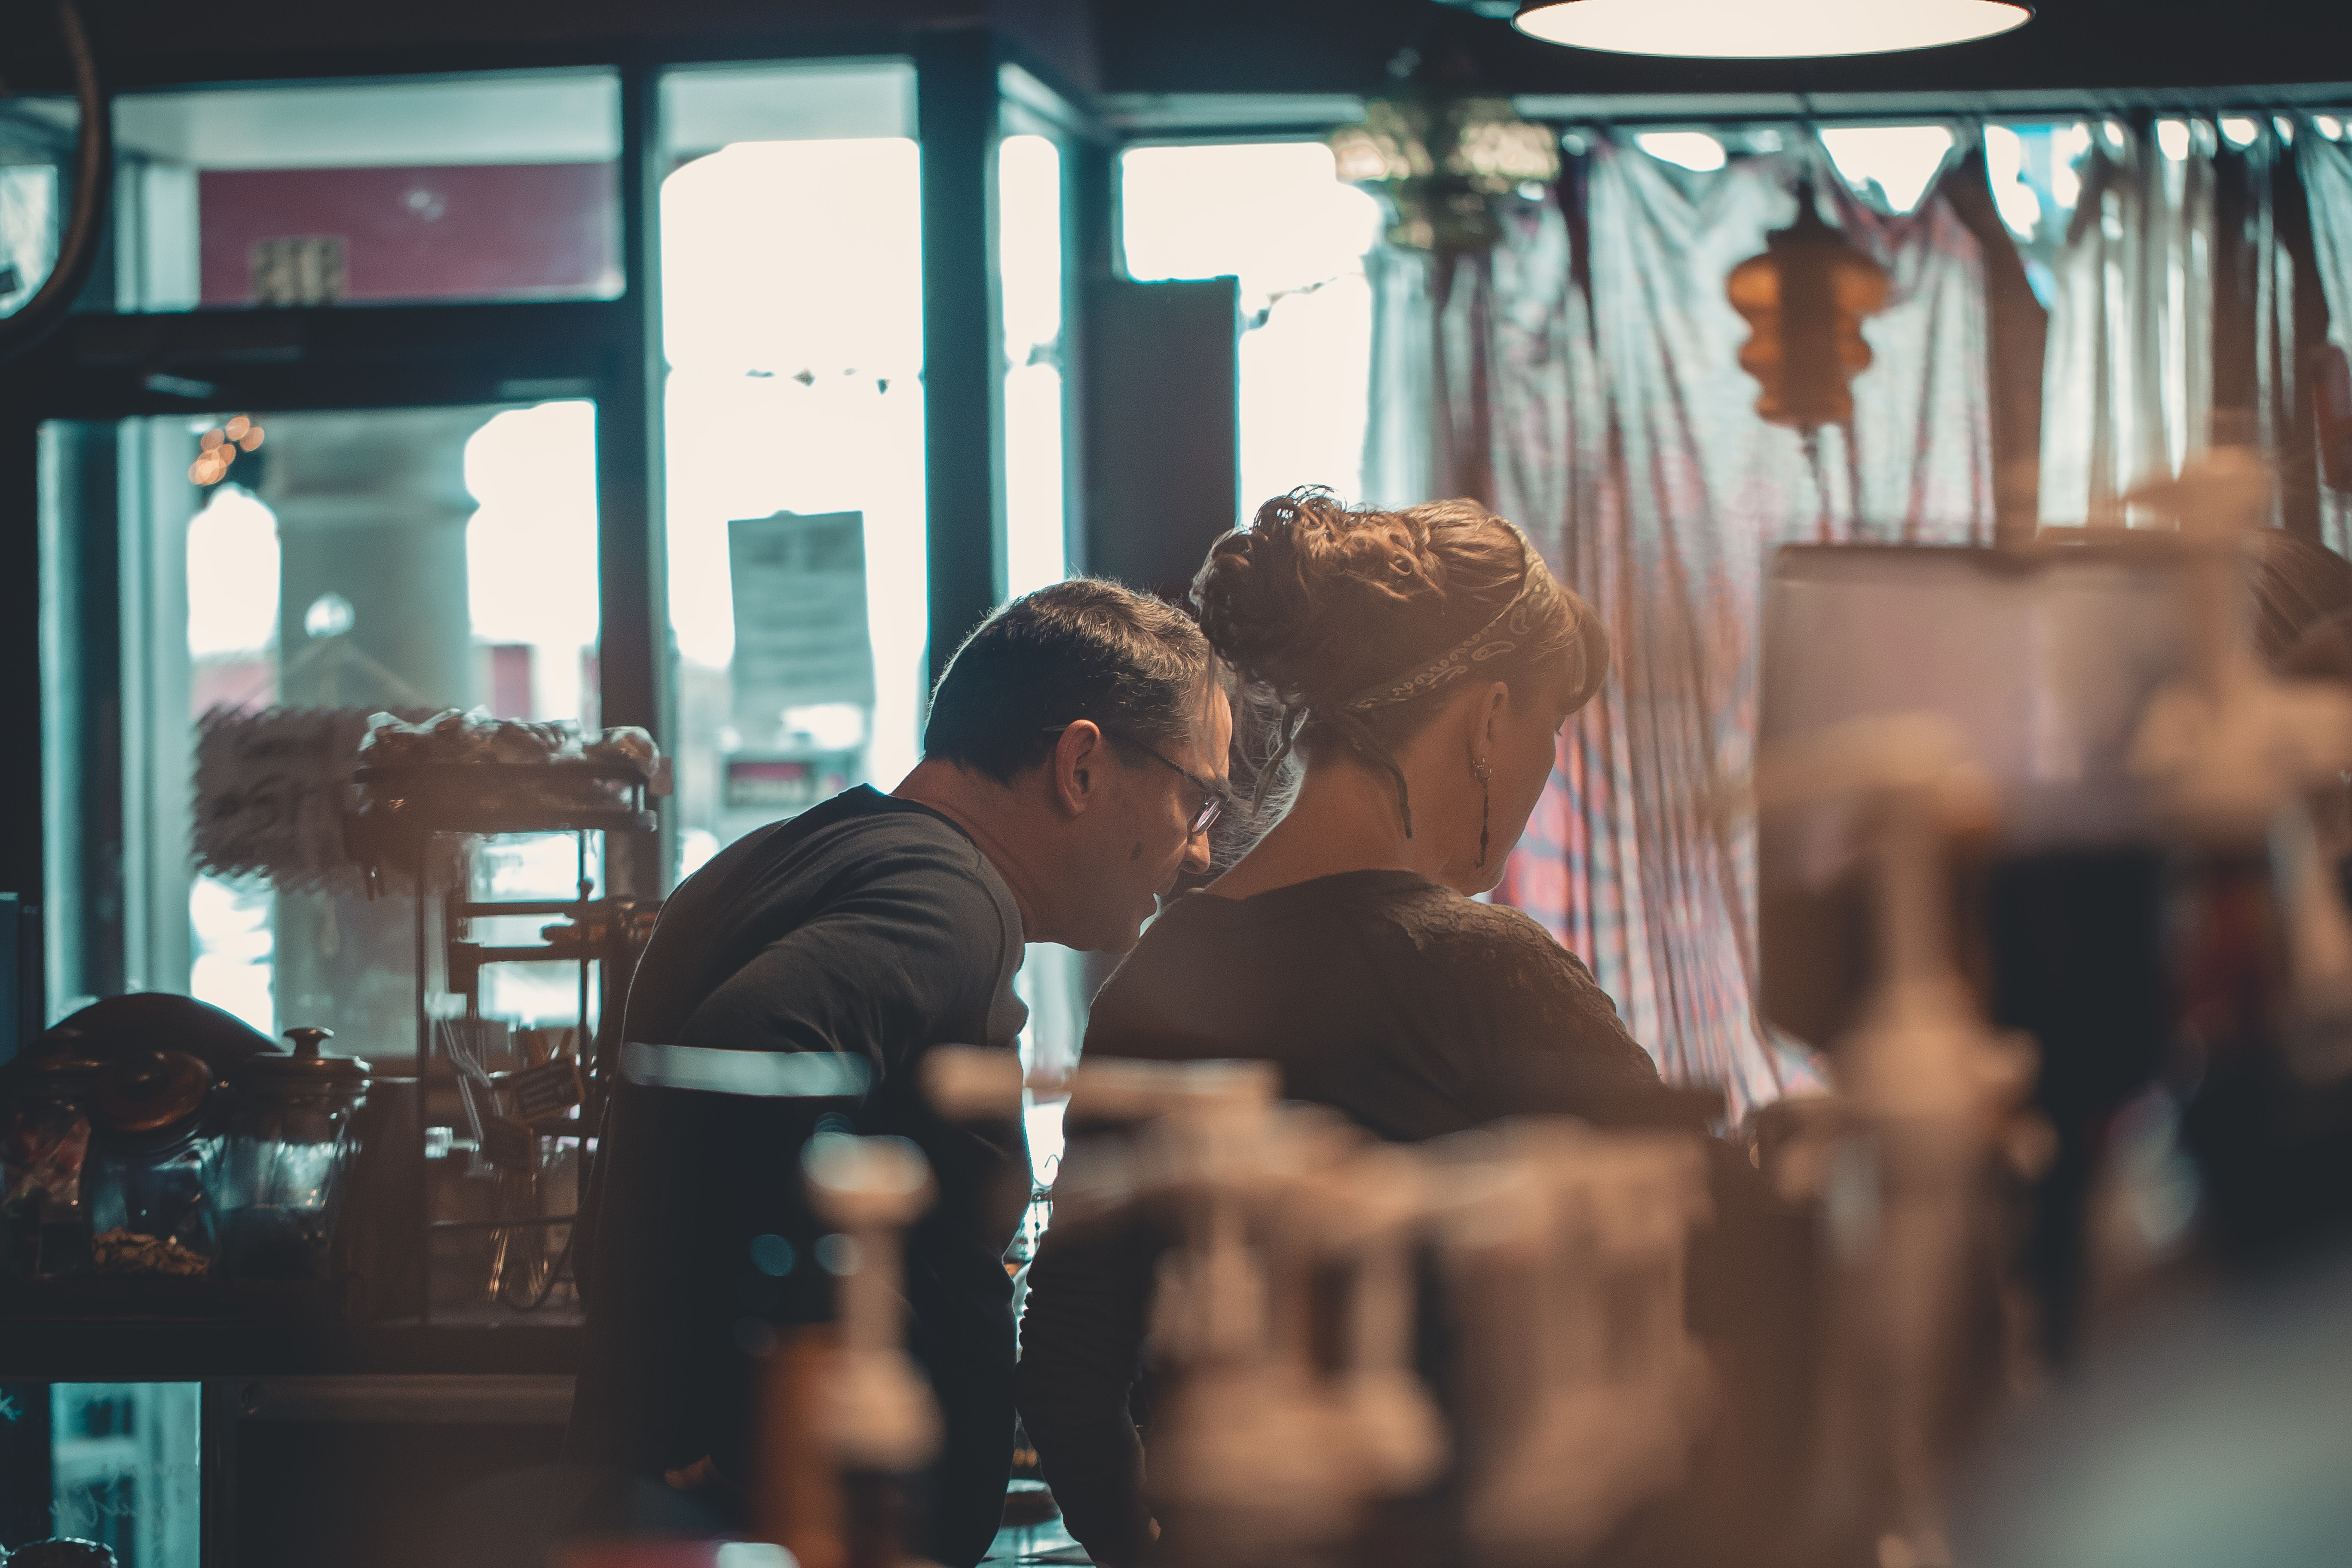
left=1208, top=750, right=1459, bottom=899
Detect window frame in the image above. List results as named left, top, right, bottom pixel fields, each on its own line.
left=7, top=33, right=1108, bottom=1026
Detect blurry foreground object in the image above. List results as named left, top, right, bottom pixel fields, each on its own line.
left=1727, top=183, right=1890, bottom=433
left=2119, top=453, right=2352, bottom=1263
left=1757, top=531, right=2197, bottom=1360
left=780, top=1132, right=940, bottom=1568
left=1433, top=1123, right=1714, bottom=1566
left=1042, top=1054, right=1715, bottom=1568
left=1752, top=716, right=2042, bottom=1568
left=1959, top=1245, right=2352, bottom=1568
left=1511, top=0, right=2030, bottom=58
left=1748, top=451, right=2352, bottom=1568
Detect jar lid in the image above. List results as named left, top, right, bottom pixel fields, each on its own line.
left=89, top=1050, right=213, bottom=1135
left=237, top=1027, right=371, bottom=1085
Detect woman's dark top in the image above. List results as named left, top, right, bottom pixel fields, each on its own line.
left=1014, top=870, right=1666, bottom=1565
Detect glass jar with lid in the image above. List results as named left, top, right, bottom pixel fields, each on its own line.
left=218, top=1027, right=371, bottom=1280
left=83, top=1050, right=223, bottom=1277
left=0, top=1048, right=107, bottom=1278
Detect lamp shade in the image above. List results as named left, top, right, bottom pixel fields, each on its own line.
left=1514, top=0, right=2030, bottom=58
left=1727, top=186, right=1890, bottom=430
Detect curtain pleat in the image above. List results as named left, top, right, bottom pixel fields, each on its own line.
left=2297, top=123, right=2352, bottom=554
left=2038, top=125, right=2217, bottom=525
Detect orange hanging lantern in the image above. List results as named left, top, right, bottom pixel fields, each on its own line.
left=1727, top=181, right=1889, bottom=430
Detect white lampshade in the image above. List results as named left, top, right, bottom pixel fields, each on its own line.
left=1514, top=0, right=2030, bottom=58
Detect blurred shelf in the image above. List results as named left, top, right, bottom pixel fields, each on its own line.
left=0, top=1282, right=583, bottom=1379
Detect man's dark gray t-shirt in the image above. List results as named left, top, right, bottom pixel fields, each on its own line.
left=567, top=785, right=1030, bottom=1568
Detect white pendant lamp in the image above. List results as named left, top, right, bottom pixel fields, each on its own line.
left=1513, top=0, right=2030, bottom=58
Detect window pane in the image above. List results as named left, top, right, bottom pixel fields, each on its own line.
left=658, top=61, right=925, bottom=875
left=1120, top=142, right=1383, bottom=511
left=999, top=132, right=1066, bottom=599
left=1818, top=124, right=1958, bottom=215
left=995, top=108, right=1082, bottom=1176
left=1984, top=119, right=2097, bottom=311
left=112, top=72, right=621, bottom=310
left=41, top=401, right=601, bottom=1054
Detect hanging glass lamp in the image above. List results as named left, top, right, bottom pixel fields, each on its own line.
left=1514, top=0, right=2030, bottom=58
left=1330, top=92, right=1560, bottom=251
left=1726, top=183, right=1890, bottom=431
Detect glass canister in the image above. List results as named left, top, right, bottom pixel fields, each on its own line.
left=0, top=1049, right=106, bottom=1278
left=219, top=1028, right=371, bottom=1280
left=84, top=1050, right=222, bottom=1277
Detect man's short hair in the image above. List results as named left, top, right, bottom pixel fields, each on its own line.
left=924, top=579, right=1215, bottom=783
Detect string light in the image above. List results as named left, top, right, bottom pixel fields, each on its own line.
left=188, top=416, right=266, bottom=487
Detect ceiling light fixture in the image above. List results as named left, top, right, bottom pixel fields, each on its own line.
left=1513, top=0, right=2030, bottom=58
left=1330, top=69, right=1559, bottom=251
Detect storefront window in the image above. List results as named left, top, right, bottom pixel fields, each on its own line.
left=112, top=71, right=621, bottom=310
left=657, top=61, right=925, bottom=877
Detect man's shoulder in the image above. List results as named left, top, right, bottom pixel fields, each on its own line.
left=721, top=787, right=979, bottom=872
left=674, top=788, right=1014, bottom=930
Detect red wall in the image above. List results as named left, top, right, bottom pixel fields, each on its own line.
left=199, top=162, right=621, bottom=306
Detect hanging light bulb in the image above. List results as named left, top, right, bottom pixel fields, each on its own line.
left=1514, top=0, right=2030, bottom=58
left=1726, top=182, right=1889, bottom=431
left=1332, top=93, right=1559, bottom=251
left=1330, top=40, right=1559, bottom=254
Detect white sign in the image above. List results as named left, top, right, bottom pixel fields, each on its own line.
left=727, top=510, right=876, bottom=735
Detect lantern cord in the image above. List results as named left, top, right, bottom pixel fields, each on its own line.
left=1844, top=415, right=1872, bottom=542
left=1804, top=425, right=1835, bottom=542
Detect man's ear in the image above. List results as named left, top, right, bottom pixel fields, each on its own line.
left=1051, top=720, right=1106, bottom=817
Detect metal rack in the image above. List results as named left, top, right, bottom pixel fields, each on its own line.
left=350, top=763, right=658, bottom=1325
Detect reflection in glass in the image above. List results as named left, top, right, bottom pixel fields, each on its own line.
left=51, top=1383, right=201, bottom=1567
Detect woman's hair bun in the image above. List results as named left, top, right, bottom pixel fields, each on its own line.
left=1193, top=487, right=1462, bottom=704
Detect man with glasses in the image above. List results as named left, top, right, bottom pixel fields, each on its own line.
left=568, top=579, right=1231, bottom=1567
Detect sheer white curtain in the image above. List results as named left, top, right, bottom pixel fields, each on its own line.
left=1369, top=133, right=1996, bottom=1113
left=2038, top=122, right=2218, bottom=524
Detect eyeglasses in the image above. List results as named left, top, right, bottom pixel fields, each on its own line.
left=1041, top=723, right=1227, bottom=836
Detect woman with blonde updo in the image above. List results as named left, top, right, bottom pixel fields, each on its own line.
left=1016, top=488, right=1674, bottom=1566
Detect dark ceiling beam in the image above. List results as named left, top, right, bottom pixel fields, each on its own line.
left=1088, top=0, right=2352, bottom=102
left=1, top=0, right=1095, bottom=97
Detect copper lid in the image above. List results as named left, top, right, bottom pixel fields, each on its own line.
left=236, top=1027, right=371, bottom=1084
left=89, top=1050, right=212, bottom=1135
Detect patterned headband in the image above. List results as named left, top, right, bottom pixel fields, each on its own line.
left=1338, top=525, right=1554, bottom=714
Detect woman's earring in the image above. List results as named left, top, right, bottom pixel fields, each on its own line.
left=1473, top=756, right=1492, bottom=870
